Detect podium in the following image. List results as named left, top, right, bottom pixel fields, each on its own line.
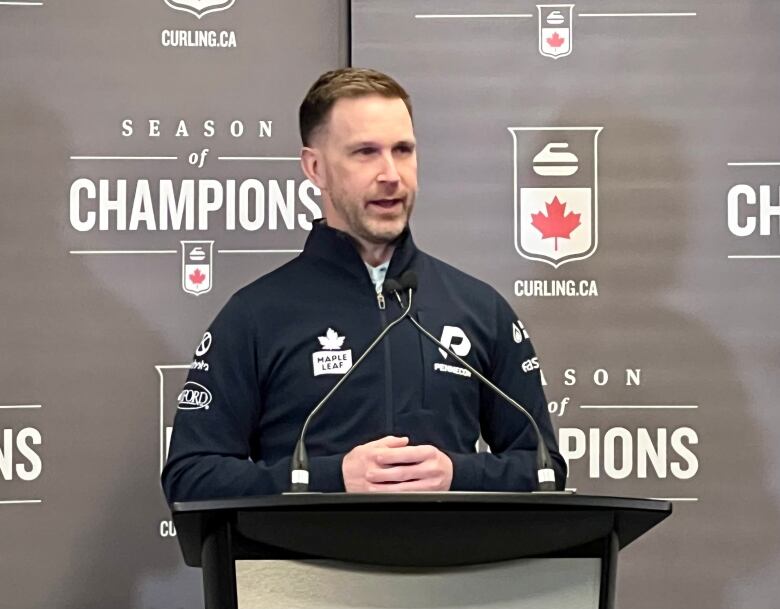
left=172, top=493, right=671, bottom=609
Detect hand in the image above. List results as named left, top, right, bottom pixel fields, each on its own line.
left=342, top=436, right=453, bottom=492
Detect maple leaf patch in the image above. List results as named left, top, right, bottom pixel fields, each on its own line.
left=318, top=328, right=345, bottom=350
left=530, top=196, right=581, bottom=251
left=189, top=268, right=207, bottom=285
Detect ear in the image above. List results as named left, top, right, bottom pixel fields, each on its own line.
left=300, top=146, right=327, bottom=190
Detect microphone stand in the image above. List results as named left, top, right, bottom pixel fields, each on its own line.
left=390, top=282, right=559, bottom=492
left=289, top=290, right=414, bottom=492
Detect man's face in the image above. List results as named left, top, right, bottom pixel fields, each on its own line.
left=306, top=94, right=417, bottom=246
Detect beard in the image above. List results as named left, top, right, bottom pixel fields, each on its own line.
left=327, top=184, right=415, bottom=245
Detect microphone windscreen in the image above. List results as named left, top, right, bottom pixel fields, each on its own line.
left=383, top=278, right=402, bottom=293
left=400, top=271, right=418, bottom=291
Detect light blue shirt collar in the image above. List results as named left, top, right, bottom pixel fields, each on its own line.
left=364, top=261, right=390, bottom=293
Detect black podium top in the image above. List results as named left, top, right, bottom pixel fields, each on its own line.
left=172, top=492, right=672, bottom=567
left=172, top=493, right=671, bottom=568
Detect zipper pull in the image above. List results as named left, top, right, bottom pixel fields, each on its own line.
left=376, top=291, right=386, bottom=310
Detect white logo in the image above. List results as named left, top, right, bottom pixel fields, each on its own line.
left=164, top=0, right=236, bottom=19
left=435, top=326, right=473, bottom=377
left=195, top=331, right=212, bottom=356
left=181, top=240, right=214, bottom=296
left=312, top=328, right=353, bottom=376
left=521, top=356, right=540, bottom=373
left=538, top=4, right=574, bottom=59
left=533, top=142, right=578, bottom=176
left=177, top=382, right=212, bottom=410
left=513, top=320, right=529, bottom=343
left=434, top=362, right=472, bottom=378
left=509, top=127, right=603, bottom=268
left=438, top=326, right=472, bottom=360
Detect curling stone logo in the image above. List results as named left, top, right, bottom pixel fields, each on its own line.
left=164, top=0, right=235, bottom=19
left=538, top=4, right=574, bottom=59
left=509, top=126, right=602, bottom=267
left=181, top=241, right=213, bottom=295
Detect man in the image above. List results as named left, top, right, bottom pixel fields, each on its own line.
left=162, top=68, right=566, bottom=500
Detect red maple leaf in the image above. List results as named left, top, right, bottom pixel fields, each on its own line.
left=189, top=268, right=206, bottom=285
left=547, top=32, right=565, bottom=48
left=530, top=196, right=581, bottom=251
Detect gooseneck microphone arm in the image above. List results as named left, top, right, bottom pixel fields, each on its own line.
left=289, top=289, right=414, bottom=493
left=389, top=272, right=558, bottom=492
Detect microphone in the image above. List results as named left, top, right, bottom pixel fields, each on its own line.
left=289, top=281, right=415, bottom=492
left=387, top=271, right=559, bottom=492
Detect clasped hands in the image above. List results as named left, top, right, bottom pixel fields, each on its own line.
left=342, top=435, right=453, bottom=492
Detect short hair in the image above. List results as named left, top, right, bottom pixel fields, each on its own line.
left=299, top=67, right=413, bottom=146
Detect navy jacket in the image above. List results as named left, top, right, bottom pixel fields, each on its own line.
left=162, top=222, right=566, bottom=501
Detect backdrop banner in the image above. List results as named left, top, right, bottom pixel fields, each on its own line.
left=2, top=1, right=779, bottom=608
left=351, top=2, right=780, bottom=608
left=0, top=1, right=345, bottom=607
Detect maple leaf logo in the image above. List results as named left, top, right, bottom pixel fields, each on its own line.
left=530, top=196, right=581, bottom=251
left=189, top=268, right=207, bottom=285
left=318, top=328, right=345, bottom=350
left=546, top=32, right=565, bottom=48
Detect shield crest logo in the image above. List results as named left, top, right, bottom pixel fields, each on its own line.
left=181, top=240, right=214, bottom=295
left=537, top=4, right=574, bottom=59
left=164, top=0, right=236, bottom=19
left=509, top=127, right=603, bottom=268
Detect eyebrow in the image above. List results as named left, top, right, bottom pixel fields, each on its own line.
left=347, top=139, right=416, bottom=149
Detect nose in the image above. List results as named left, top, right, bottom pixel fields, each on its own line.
left=377, top=152, right=400, bottom=183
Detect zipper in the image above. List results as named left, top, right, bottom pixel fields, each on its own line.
left=366, top=268, right=392, bottom=433
left=379, top=295, right=393, bottom=434
left=370, top=283, right=393, bottom=434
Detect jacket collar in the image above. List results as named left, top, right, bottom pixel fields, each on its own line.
left=301, top=219, right=418, bottom=283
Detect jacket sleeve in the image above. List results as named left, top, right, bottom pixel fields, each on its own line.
left=161, top=294, right=345, bottom=503
left=446, top=293, right=567, bottom=491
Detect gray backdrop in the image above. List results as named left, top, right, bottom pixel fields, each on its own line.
left=1, top=1, right=779, bottom=608
left=353, top=1, right=780, bottom=609
left=0, top=1, right=345, bottom=608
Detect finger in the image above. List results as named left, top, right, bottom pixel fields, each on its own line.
left=368, top=463, right=434, bottom=484
left=376, top=444, right=436, bottom=466
left=371, top=435, right=410, bottom=448
left=370, top=478, right=444, bottom=492
left=366, top=482, right=414, bottom=493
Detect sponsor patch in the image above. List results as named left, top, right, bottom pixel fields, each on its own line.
left=521, top=356, right=540, bottom=373
left=177, top=381, right=212, bottom=410
left=433, top=362, right=472, bottom=378
left=438, top=325, right=472, bottom=360
left=312, top=328, right=353, bottom=376
left=195, top=331, right=212, bottom=356
left=513, top=320, right=529, bottom=343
